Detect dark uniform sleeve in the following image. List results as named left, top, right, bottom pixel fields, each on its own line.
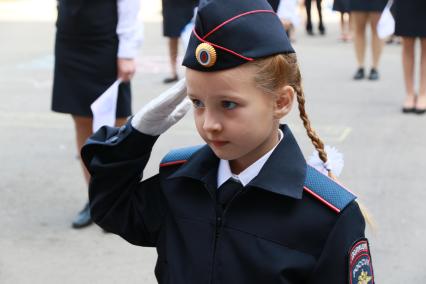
left=81, top=120, right=165, bottom=247
left=308, top=201, right=373, bottom=284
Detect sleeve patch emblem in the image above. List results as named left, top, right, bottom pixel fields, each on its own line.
left=349, top=238, right=374, bottom=284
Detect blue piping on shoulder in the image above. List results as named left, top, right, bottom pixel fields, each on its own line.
left=304, top=165, right=356, bottom=213
left=160, top=145, right=204, bottom=167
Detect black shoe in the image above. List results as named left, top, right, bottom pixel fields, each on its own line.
left=368, top=68, right=379, bottom=80
left=402, top=107, right=416, bottom=114
left=415, top=108, right=426, bottom=115
left=353, top=68, right=365, bottom=80
left=72, top=202, right=93, bottom=229
left=306, top=23, right=314, bottom=36
left=163, top=75, right=178, bottom=84
left=318, top=23, right=326, bottom=35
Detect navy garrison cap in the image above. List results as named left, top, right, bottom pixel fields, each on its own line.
left=182, top=0, right=295, bottom=71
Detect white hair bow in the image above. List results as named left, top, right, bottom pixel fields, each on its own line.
left=308, top=145, right=344, bottom=177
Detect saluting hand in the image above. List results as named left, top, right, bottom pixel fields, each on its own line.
left=117, top=58, right=136, bottom=82
left=131, top=78, right=192, bottom=136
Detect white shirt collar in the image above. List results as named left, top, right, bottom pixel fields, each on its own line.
left=217, top=129, right=284, bottom=188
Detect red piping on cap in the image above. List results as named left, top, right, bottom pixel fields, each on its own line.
left=193, top=29, right=253, bottom=61
left=202, top=10, right=275, bottom=40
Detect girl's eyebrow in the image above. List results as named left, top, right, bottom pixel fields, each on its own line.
left=188, top=91, right=246, bottom=102
left=187, top=93, right=199, bottom=98
left=215, top=93, right=245, bottom=101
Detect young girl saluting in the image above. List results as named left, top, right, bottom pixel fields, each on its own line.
left=81, top=0, right=374, bottom=283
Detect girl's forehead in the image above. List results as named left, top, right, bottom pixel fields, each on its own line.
left=187, top=64, right=255, bottom=84
left=187, top=67, right=255, bottom=96
left=186, top=70, right=270, bottom=104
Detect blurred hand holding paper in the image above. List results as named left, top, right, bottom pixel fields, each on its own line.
left=90, top=79, right=122, bottom=132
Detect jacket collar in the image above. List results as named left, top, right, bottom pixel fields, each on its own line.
left=168, top=144, right=219, bottom=189
left=168, top=125, right=307, bottom=199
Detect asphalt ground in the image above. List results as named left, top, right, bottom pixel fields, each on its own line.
left=1, top=1, right=426, bottom=283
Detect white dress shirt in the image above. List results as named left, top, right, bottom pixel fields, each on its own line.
left=217, top=129, right=284, bottom=188
left=117, top=0, right=143, bottom=59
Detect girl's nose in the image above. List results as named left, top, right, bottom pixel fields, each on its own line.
left=202, top=109, right=222, bottom=132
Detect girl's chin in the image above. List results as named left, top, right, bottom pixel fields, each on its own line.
left=209, top=146, right=239, bottom=161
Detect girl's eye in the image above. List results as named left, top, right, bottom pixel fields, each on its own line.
left=222, top=101, right=238, bottom=110
left=191, top=99, right=205, bottom=108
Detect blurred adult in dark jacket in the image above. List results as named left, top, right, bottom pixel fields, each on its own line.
left=51, top=0, right=143, bottom=228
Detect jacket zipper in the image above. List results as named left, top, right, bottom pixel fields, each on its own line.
left=208, top=186, right=248, bottom=284
left=208, top=182, right=223, bottom=284
left=210, top=211, right=222, bottom=281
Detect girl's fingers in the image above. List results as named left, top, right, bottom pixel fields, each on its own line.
left=159, top=78, right=187, bottom=107
left=142, top=78, right=185, bottom=113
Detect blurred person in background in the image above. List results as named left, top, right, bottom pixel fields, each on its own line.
left=393, top=0, right=426, bottom=114
left=333, top=0, right=351, bottom=41
left=304, top=0, right=325, bottom=36
left=51, top=0, right=143, bottom=229
left=162, top=0, right=198, bottom=84
left=349, top=0, right=387, bottom=80
left=267, top=0, right=280, bottom=10
left=269, top=0, right=300, bottom=42
left=385, top=34, right=401, bottom=45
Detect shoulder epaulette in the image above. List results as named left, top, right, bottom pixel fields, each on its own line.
left=160, top=145, right=203, bottom=167
left=304, top=165, right=356, bottom=213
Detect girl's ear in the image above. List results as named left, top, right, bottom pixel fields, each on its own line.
left=273, top=85, right=294, bottom=119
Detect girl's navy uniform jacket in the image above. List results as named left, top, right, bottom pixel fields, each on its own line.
left=81, top=121, right=373, bottom=284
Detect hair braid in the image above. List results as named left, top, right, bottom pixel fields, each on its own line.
left=251, top=53, right=335, bottom=178
left=249, top=53, right=374, bottom=224
left=284, top=54, right=333, bottom=178
left=293, top=84, right=336, bottom=179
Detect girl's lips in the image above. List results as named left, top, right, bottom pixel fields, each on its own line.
left=210, top=140, right=229, bottom=147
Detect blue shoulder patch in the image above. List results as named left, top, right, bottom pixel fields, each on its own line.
left=160, top=145, right=204, bottom=167
left=304, top=165, right=356, bottom=213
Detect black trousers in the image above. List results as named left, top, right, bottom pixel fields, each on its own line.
left=305, top=0, right=324, bottom=30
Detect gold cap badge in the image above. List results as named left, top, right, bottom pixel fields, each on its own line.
left=195, top=43, right=217, bottom=68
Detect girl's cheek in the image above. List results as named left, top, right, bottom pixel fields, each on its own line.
left=194, top=115, right=204, bottom=131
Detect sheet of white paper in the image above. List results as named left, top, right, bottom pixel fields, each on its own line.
left=90, top=79, right=121, bottom=133
left=377, top=3, right=395, bottom=39
left=276, top=0, right=300, bottom=27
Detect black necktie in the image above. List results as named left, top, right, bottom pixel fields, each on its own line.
left=217, top=179, right=243, bottom=209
